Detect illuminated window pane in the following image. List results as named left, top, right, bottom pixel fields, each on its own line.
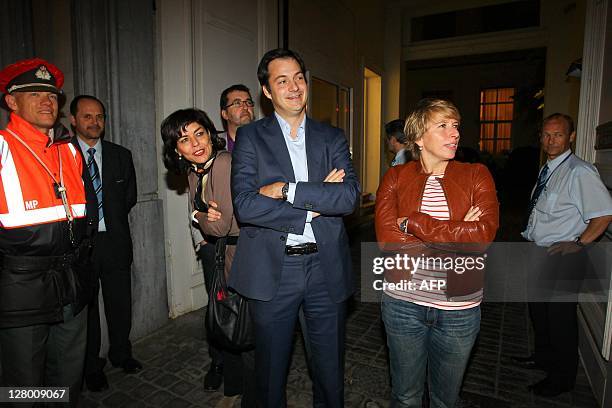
left=498, top=138, right=511, bottom=152
left=484, top=104, right=496, bottom=120
left=484, top=89, right=497, bottom=103
left=497, top=122, right=511, bottom=137
left=498, top=103, right=513, bottom=121
left=479, top=87, right=514, bottom=154
left=481, top=139, right=494, bottom=152
left=498, top=88, right=514, bottom=102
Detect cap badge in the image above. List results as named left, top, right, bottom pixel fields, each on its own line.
left=35, top=65, right=51, bottom=81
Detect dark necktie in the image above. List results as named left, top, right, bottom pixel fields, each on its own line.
left=527, top=163, right=549, bottom=216
left=87, top=148, right=104, bottom=222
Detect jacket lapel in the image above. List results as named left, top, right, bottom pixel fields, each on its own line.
left=262, top=115, right=296, bottom=182
left=305, top=118, right=323, bottom=182
left=100, top=141, right=112, bottom=199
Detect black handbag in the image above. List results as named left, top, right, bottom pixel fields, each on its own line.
left=205, top=235, right=254, bottom=351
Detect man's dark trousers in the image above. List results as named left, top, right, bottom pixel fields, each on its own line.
left=250, top=252, right=345, bottom=408
left=0, top=305, right=87, bottom=407
left=528, top=250, right=584, bottom=388
left=85, top=232, right=133, bottom=372
left=77, top=138, right=137, bottom=375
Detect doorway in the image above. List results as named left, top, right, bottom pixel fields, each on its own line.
left=362, top=67, right=382, bottom=207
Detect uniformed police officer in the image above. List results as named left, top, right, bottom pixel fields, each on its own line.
left=0, top=58, right=96, bottom=407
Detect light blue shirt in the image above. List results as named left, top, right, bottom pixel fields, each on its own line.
left=274, top=112, right=316, bottom=245
left=77, top=137, right=106, bottom=232
left=522, top=149, right=612, bottom=247
left=391, top=148, right=408, bottom=166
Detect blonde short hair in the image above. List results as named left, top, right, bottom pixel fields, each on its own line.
left=403, top=98, right=461, bottom=158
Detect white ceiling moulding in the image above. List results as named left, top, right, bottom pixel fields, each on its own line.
left=402, top=27, right=546, bottom=61
left=388, top=0, right=519, bottom=17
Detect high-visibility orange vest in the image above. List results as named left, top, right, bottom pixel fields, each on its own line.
left=0, top=113, right=86, bottom=253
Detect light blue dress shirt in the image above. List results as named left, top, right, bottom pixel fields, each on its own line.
left=274, top=112, right=316, bottom=245
left=77, top=137, right=106, bottom=231
left=522, top=149, right=612, bottom=247
left=391, top=148, right=408, bottom=166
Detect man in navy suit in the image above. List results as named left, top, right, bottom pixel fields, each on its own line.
left=70, top=95, right=140, bottom=392
left=230, top=48, right=360, bottom=407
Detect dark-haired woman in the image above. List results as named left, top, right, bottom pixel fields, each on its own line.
left=161, top=108, right=253, bottom=407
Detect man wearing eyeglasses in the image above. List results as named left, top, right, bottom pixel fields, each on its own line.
left=219, top=84, right=255, bottom=153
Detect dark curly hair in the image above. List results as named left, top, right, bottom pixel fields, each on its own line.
left=161, top=108, right=225, bottom=174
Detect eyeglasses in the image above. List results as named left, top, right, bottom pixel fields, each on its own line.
left=225, top=99, right=255, bottom=109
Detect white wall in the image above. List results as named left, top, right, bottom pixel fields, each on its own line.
left=156, top=0, right=278, bottom=317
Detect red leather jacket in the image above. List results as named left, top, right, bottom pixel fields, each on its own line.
left=375, top=160, right=499, bottom=247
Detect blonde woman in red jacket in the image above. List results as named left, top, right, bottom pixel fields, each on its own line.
left=375, top=99, right=499, bottom=408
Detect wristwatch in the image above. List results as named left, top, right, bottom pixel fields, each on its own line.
left=575, top=237, right=585, bottom=247
left=281, top=182, right=289, bottom=201
left=399, top=218, right=409, bottom=233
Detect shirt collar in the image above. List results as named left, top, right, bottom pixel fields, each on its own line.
left=77, top=136, right=102, bottom=155
left=394, top=148, right=405, bottom=161
left=274, top=112, right=306, bottom=143
left=546, top=149, right=571, bottom=173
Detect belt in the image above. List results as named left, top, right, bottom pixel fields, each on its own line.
left=205, top=235, right=239, bottom=246
left=285, top=243, right=318, bottom=256
left=2, top=254, right=74, bottom=270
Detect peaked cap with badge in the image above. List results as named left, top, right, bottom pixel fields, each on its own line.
left=0, top=58, right=64, bottom=98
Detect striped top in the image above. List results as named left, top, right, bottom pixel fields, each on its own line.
left=385, top=174, right=481, bottom=310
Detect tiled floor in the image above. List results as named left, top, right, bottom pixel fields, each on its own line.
left=81, top=223, right=599, bottom=407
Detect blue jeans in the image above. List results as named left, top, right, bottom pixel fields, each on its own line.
left=381, top=294, right=480, bottom=408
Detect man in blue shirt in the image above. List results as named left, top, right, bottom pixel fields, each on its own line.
left=520, top=113, right=612, bottom=397
left=385, top=119, right=410, bottom=166
left=229, top=48, right=360, bottom=407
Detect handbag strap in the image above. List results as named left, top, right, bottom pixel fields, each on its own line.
left=214, top=236, right=230, bottom=289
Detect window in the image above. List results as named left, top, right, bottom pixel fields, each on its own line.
left=479, top=88, right=514, bottom=154
left=310, top=77, right=351, bottom=145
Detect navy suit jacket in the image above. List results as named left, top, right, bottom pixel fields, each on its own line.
left=229, top=115, right=360, bottom=302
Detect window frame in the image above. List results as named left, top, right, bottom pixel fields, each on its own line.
left=479, top=87, right=515, bottom=154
